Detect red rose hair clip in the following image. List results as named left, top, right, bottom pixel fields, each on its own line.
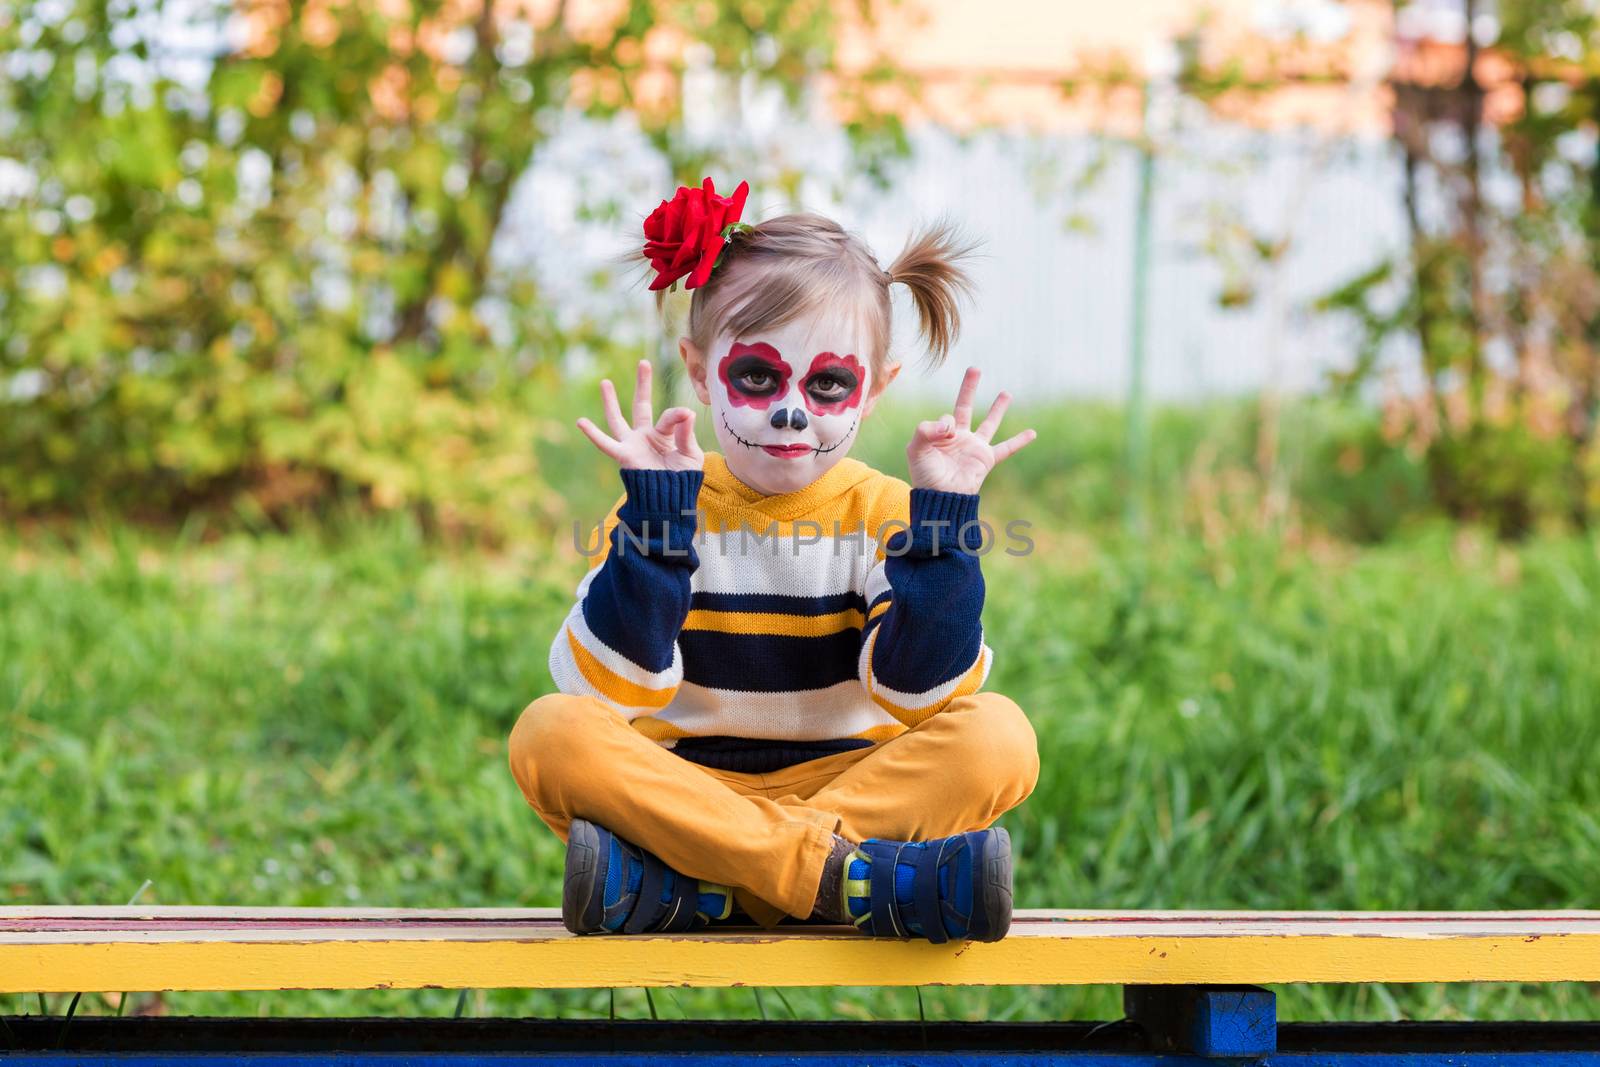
left=642, top=176, right=752, bottom=292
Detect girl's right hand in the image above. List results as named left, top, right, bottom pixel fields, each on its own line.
left=576, top=359, right=704, bottom=472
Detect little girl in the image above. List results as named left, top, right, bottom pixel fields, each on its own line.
left=508, top=178, right=1039, bottom=943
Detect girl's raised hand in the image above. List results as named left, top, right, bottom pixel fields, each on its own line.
left=907, top=367, right=1036, bottom=495
left=576, top=360, right=704, bottom=472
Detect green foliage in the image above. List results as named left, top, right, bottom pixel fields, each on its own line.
left=0, top=0, right=907, bottom=532
left=859, top=395, right=1451, bottom=547
left=853, top=397, right=1261, bottom=532
left=1424, top=421, right=1582, bottom=539
left=1292, top=405, right=1433, bottom=543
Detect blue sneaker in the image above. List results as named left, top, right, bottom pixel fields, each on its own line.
left=562, top=818, right=734, bottom=935
left=841, top=827, right=1012, bottom=943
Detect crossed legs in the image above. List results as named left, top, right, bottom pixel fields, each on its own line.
left=507, top=691, right=1039, bottom=921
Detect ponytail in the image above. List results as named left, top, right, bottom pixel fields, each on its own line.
left=886, top=219, right=980, bottom=368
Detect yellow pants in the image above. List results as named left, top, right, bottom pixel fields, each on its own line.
left=507, top=691, right=1040, bottom=925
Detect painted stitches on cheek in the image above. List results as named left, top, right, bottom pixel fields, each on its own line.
left=717, top=342, right=793, bottom=411
left=802, top=352, right=866, bottom=416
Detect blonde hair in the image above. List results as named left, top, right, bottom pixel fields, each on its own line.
left=653, top=212, right=979, bottom=372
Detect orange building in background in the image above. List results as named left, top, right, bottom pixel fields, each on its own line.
left=834, top=0, right=1397, bottom=135
left=834, top=0, right=1544, bottom=138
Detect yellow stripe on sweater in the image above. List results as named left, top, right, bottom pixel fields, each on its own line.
left=697, top=485, right=907, bottom=541
left=566, top=627, right=677, bottom=709
left=864, top=642, right=989, bottom=727
left=682, top=609, right=865, bottom=637
left=629, top=715, right=692, bottom=741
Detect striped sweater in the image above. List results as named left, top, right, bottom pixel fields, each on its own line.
left=548, top=452, right=992, bottom=772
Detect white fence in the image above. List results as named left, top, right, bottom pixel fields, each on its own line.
left=507, top=115, right=1410, bottom=402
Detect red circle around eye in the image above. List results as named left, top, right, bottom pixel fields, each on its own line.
left=718, top=342, right=793, bottom=410
left=803, top=352, right=866, bottom=415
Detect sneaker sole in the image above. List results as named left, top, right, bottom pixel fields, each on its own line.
left=562, top=818, right=606, bottom=935
left=972, top=826, right=1014, bottom=942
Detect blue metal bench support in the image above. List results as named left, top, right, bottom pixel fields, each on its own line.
left=1124, top=984, right=1277, bottom=1057
left=6, top=1014, right=1600, bottom=1063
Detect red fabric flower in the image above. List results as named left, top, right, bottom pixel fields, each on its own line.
left=642, top=177, right=751, bottom=292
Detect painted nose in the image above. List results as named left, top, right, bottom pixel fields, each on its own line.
left=769, top=407, right=808, bottom=431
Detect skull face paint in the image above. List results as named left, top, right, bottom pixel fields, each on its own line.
left=704, top=320, right=872, bottom=495
left=801, top=352, right=865, bottom=416
left=717, top=342, right=792, bottom=411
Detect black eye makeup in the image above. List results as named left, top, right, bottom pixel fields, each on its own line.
left=805, top=369, right=859, bottom=402
left=719, top=342, right=795, bottom=406
left=728, top=356, right=784, bottom=395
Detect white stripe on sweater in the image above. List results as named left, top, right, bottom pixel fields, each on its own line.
left=691, top=531, right=880, bottom=599
left=657, top=680, right=901, bottom=740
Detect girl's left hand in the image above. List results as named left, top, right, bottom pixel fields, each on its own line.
left=907, top=367, right=1037, bottom=495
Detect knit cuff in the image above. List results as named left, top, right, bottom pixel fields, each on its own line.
left=903, top=488, right=984, bottom=555
left=619, top=467, right=704, bottom=519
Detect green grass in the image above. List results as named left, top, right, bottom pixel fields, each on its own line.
left=5, top=403, right=1600, bottom=1024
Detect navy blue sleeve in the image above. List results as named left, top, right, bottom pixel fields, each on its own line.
left=547, top=468, right=701, bottom=707
left=582, top=468, right=702, bottom=672
left=858, top=488, right=990, bottom=723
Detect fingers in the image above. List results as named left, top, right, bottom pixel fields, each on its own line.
left=671, top=409, right=700, bottom=459
left=652, top=406, right=692, bottom=440
left=974, top=390, right=1012, bottom=442
left=652, top=406, right=686, bottom=434
left=651, top=406, right=702, bottom=463
left=913, top=414, right=956, bottom=444
left=576, top=417, right=625, bottom=463
left=951, top=366, right=981, bottom=430
left=990, top=428, right=1038, bottom=465
left=598, top=379, right=629, bottom=438
left=631, top=360, right=654, bottom=429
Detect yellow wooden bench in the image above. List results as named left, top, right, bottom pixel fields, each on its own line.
left=6, top=906, right=1600, bottom=1063
left=7, top=906, right=1600, bottom=992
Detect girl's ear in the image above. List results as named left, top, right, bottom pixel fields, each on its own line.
left=862, top=360, right=902, bottom=418
left=680, top=337, right=712, bottom=404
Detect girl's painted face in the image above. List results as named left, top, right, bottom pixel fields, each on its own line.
left=703, top=319, right=872, bottom=495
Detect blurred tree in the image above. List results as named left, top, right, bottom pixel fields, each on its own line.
left=1044, top=19, right=1361, bottom=536
left=1041, top=3, right=1600, bottom=539
left=0, top=0, right=910, bottom=535
left=1322, top=0, right=1600, bottom=536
